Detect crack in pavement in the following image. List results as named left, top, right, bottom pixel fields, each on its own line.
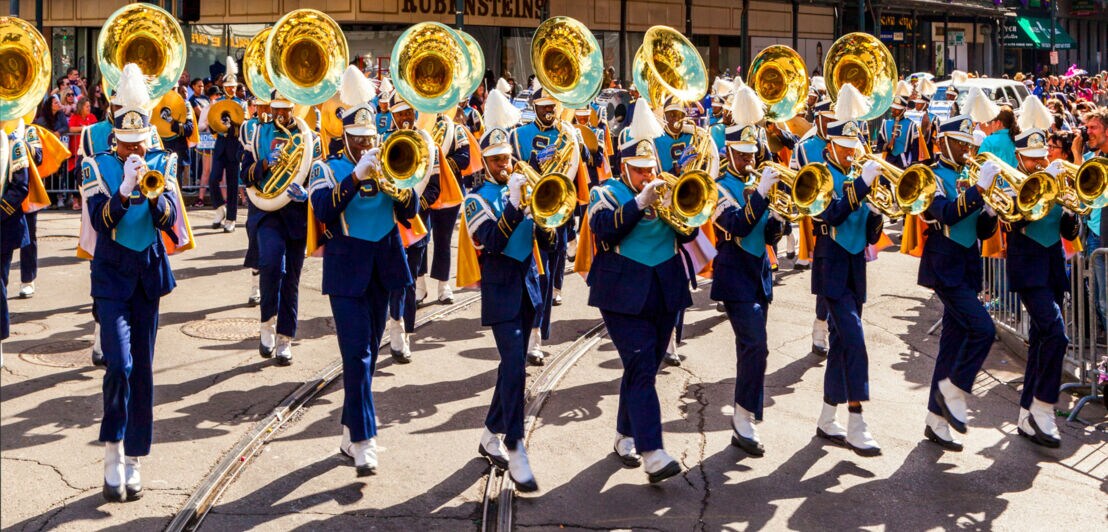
left=2, top=455, right=88, bottom=492
left=689, top=382, right=711, bottom=532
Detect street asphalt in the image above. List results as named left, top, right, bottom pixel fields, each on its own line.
left=1, top=210, right=1104, bottom=531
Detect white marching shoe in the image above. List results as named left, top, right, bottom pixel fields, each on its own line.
left=924, top=412, right=963, bottom=452
left=936, top=377, right=969, bottom=433
left=642, top=449, right=681, bottom=483
left=612, top=433, right=642, bottom=467
left=125, top=456, right=143, bottom=499
left=274, top=334, right=293, bottom=366
left=526, top=328, right=544, bottom=366
left=437, top=279, right=454, bottom=304
left=340, top=426, right=354, bottom=458
left=103, top=441, right=125, bottom=502
left=259, top=317, right=277, bottom=358
left=19, top=282, right=35, bottom=298
left=507, top=441, right=538, bottom=492
left=478, top=428, right=509, bottom=470
left=210, top=204, right=226, bottom=229
left=811, top=318, right=829, bottom=356
left=248, top=274, right=261, bottom=307
left=846, top=411, right=881, bottom=457
left=663, top=335, right=681, bottom=366
left=731, top=404, right=764, bottom=456
left=567, top=238, right=578, bottom=261
left=1018, top=400, right=1061, bottom=448
left=91, top=323, right=106, bottom=367
left=816, top=403, right=847, bottom=445
left=389, top=319, right=412, bottom=363
left=222, top=219, right=236, bottom=233
left=415, top=275, right=428, bottom=304
left=553, top=288, right=562, bottom=306
left=352, top=438, right=378, bottom=476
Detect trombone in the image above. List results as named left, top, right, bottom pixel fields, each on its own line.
left=758, top=161, right=835, bottom=221
left=964, top=152, right=1058, bottom=223
left=1053, top=157, right=1108, bottom=215
left=850, top=154, right=938, bottom=219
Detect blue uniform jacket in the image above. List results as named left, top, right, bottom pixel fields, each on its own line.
left=241, top=123, right=318, bottom=240
left=917, top=162, right=998, bottom=292
left=1005, top=206, right=1081, bottom=294
left=710, top=179, right=787, bottom=303
left=464, top=176, right=556, bottom=326
left=810, top=160, right=884, bottom=302
left=84, top=152, right=179, bottom=300
left=586, top=180, right=698, bottom=315
left=310, top=153, right=420, bottom=297
left=1, top=135, right=30, bottom=252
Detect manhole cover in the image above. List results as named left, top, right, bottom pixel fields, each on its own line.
left=9, top=322, right=47, bottom=336
left=180, top=318, right=258, bottom=341
left=19, top=339, right=94, bottom=368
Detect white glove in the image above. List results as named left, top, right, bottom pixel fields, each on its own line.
left=1044, top=159, right=1066, bottom=178
left=866, top=203, right=882, bottom=215
left=976, top=161, right=1001, bottom=190
left=983, top=204, right=997, bottom=217
left=508, top=172, right=526, bottom=208
left=119, top=155, right=143, bottom=197
left=635, top=179, right=666, bottom=209
left=756, top=167, right=780, bottom=197
left=353, top=148, right=381, bottom=181
left=860, top=160, right=883, bottom=187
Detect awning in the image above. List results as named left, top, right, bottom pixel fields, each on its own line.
left=1004, top=16, right=1077, bottom=50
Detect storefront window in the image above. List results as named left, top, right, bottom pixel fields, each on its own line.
left=186, top=24, right=228, bottom=83
left=51, top=28, right=76, bottom=83
left=345, top=30, right=406, bottom=78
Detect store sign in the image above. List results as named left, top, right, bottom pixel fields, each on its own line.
left=946, top=30, right=964, bottom=46
left=401, top=0, right=547, bottom=18
left=1071, top=0, right=1098, bottom=16
left=878, top=14, right=913, bottom=43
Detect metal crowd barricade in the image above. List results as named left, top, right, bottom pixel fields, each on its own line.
left=983, top=250, right=1107, bottom=424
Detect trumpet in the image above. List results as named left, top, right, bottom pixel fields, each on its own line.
left=1053, top=157, right=1108, bottom=215
left=139, top=169, right=166, bottom=200
left=852, top=154, right=937, bottom=219
left=758, top=161, right=834, bottom=221
left=964, top=153, right=1058, bottom=223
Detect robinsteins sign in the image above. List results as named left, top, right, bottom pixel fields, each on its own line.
left=401, top=0, right=548, bottom=18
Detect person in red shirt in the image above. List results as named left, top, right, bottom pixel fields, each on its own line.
left=68, top=97, right=99, bottom=209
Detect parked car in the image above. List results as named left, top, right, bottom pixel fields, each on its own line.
left=934, top=78, right=1031, bottom=110
left=512, top=89, right=535, bottom=124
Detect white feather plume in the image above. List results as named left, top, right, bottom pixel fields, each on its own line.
left=340, top=65, right=376, bottom=107
left=951, top=70, right=969, bottom=84
left=225, top=56, right=238, bottom=78
left=918, top=78, right=937, bottom=97
left=496, top=77, right=512, bottom=95
left=482, top=88, right=521, bottom=130
left=834, top=83, right=870, bottom=121
left=115, top=63, right=150, bottom=110
left=627, top=99, right=664, bottom=143
left=712, top=77, right=735, bottom=97
left=379, top=77, right=394, bottom=96
left=965, top=87, right=1000, bottom=123
left=810, top=76, right=826, bottom=93
left=895, top=80, right=913, bottom=97
left=732, top=76, right=746, bottom=90
left=531, top=76, right=542, bottom=92
left=730, top=85, right=764, bottom=129
left=1018, top=95, right=1053, bottom=131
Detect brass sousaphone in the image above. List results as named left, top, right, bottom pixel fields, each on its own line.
left=824, top=32, right=897, bottom=122
left=0, top=16, right=51, bottom=195
left=97, top=3, right=186, bottom=102
left=749, top=45, right=810, bottom=122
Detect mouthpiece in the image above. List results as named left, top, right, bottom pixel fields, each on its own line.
left=402, top=121, right=411, bottom=129
left=743, top=165, right=755, bottom=175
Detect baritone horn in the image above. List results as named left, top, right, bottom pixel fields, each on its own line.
left=824, top=32, right=897, bottom=121
left=0, top=17, right=52, bottom=122
left=1053, top=157, right=1108, bottom=215
left=749, top=45, right=810, bottom=122
left=851, top=154, right=937, bottom=218
left=508, top=123, right=579, bottom=229
left=531, top=16, right=604, bottom=109
left=377, top=129, right=431, bottom=199
left=964, top=152, right=1058, bottom=223
left=97, top=3, right=186, bottom=100
left=759, top=161, right=834, bottom=221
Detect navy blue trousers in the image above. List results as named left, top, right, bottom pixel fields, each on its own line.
left=330, top=279, right=389, bottom=442
left=815, top=295, right=828, bottom=321
left=1017, top=287, right=1069, bottom=408
left=256, top=218, right=306, bottom=337
left=428, top=205, right=459, bottom=281
left=390, top=239, right=427, bottom=332
left=0, top=247, right=9, bottom=340
left=209, top=149, right=240, bottom=221
left=824, top=294, right=869, bottom=404
left=485, top=295, right=536, bottom=443
left=929, top=286, right=995, bottom=416
left=20, top=211, right=36, bottom=283
left=97, top=284, right=160, bottom=456
left=724, top=300, right=770, bottom=420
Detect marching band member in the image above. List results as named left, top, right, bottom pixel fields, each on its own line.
left=918, top=114, right=999, bottom=451
left=18, top=121, right=44, bottom=298
left=425, top=109, right=470, bottom=305
left=508, top=87, right=576, bottom=365
left=458, top=96, right=484, bottom=140
left=1007, top=127, right=1080, bottom=448
left=1, top=120, right=31, bottom=367
left=375, top=78, right=394, bottom=136
left=209, top=57, right=246, bottom=233
left=465, top=87, right=551, bottom=492
left=811, top=84, right=886, bottom=457
left=876, top=95, right=922, bottom=169
left=79, top=64, right=185, bottom=501
left=156, top=96, right=195, bottom=197
left=239, top=94, right=272, bottom=307
left=794, top=98, right=834, bottom=349
left=572, top=106, right=611, bottom=259
left=710, top=86, right=789, bottom=456
left=310, top=66, right=428, bottom=476
left=588, top=100, right=696, bottom=483
left=241, top=90, right=318, bottom=366
left=385, top=94, right=441, bottom=363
